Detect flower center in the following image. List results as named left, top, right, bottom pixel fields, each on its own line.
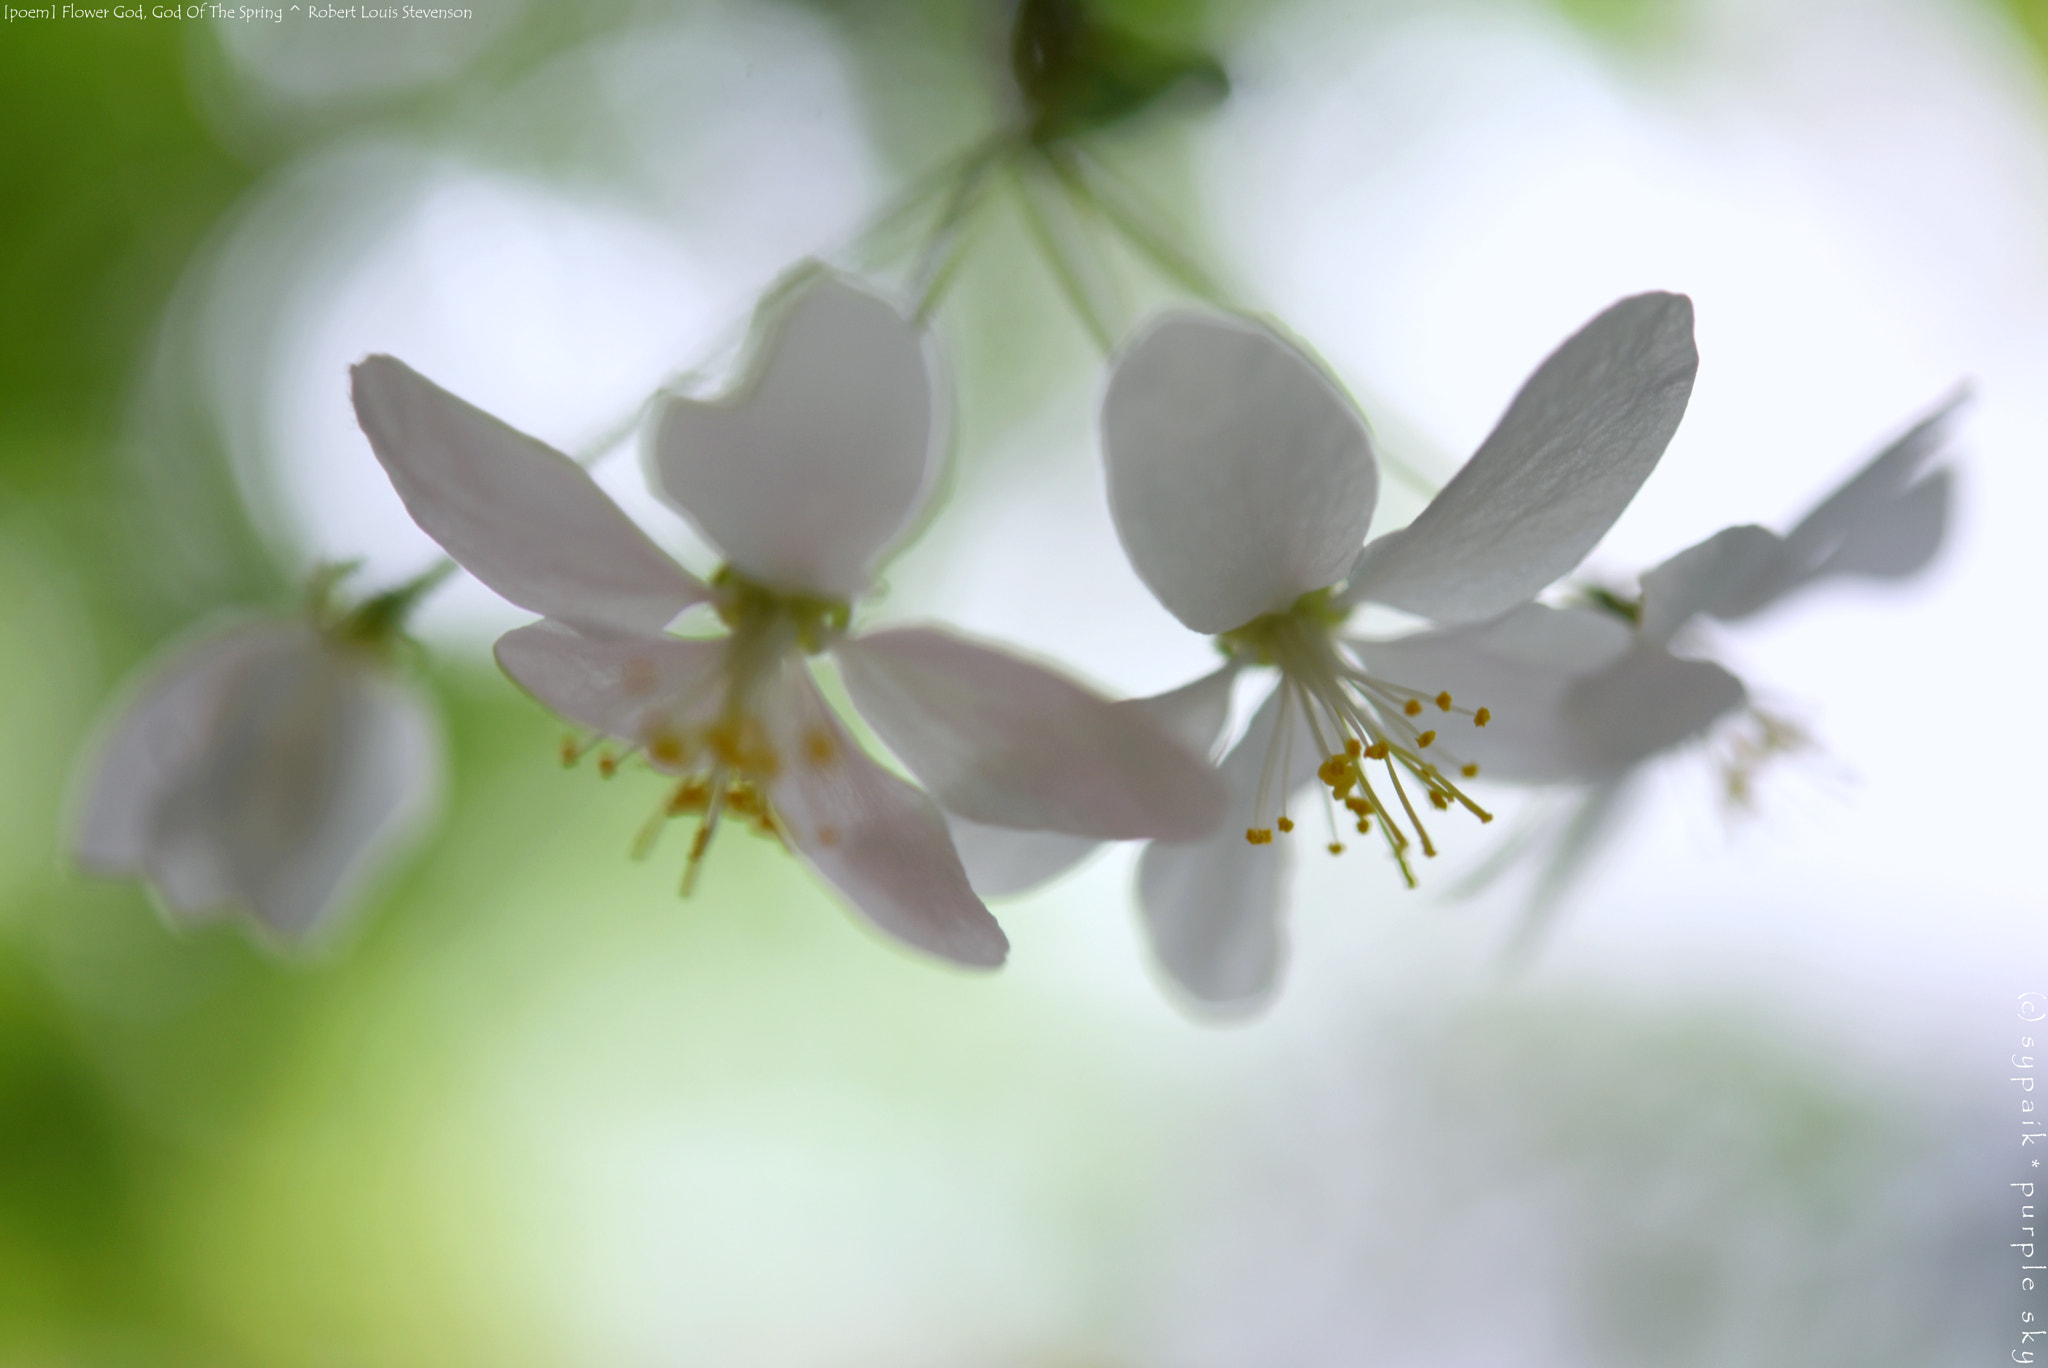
left=1218, top=589, right=1495, bottom=889
left=559, top=565, right=853, bottom=894
left=710, top=565, right=850, bottom=655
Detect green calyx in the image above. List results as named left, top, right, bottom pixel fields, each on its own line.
left=1216, top=587, right=1350, bottom=665
left=1010, top=0, right=1228, bottom=147
left=309, top=559, right=454, bottom=662
left=1577, top=585, right=1644, bottom=626
left=710, top=565, right=850, bottom=655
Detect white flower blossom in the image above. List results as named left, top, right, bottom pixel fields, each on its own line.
left=351, top=273, right=1224, bottom=969
left=72, top=614, right=441, bottom=947
left=959, top=294, right=1697, bottom=1011
left=1355, top=393, right=1960, bottom=952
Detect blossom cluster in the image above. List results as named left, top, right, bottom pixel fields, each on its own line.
left=68, top=0, right=1960, bottom=1017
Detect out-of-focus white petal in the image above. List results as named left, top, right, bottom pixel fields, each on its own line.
left=1102, top=312, right=1378, bottom=633
left=1638, top=524, right=1787, bottom=644
left=834, top=626, right=1226, bottom=840
left=1562, top=645, right=1746, bottom=778
left=73, top=622, right=281, bottom=880
left=944, top=817, right=1101, bottom=899
left=494, top=620, right=727, bottom=740
left=763, top=664, right=1007, bottom=968
left=1779, top=389, right=1965, bottom=577
left=1134, top=660, right=1240, bottom=756
left=1352, top=605, right=1631, bottom=784
left=352, top=356, right=707, bottom=634
left=1344, top=293, right=1696, bottom=624
left=219, top=659, right=440, bottom=943
left=1815, top=469, right=1950, bottom=581
left=1136, top=686, right=1322, bottom=1016
left=76, top=622, right=440, bottom=944
left=651, top=276, right=937, bottom=599
left=939, top=661, right=1241, bottom=900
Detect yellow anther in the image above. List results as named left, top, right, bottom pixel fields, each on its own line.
left=1332, top=773, right=1356, bottom=797
left=1365, top=742, right=1390, bottom=761
left=1428, top=791, right=1448, bottom=810
left=1461, top=763, right=1479, bottom=778
left=558, top=735, right=581, bottom=767
left=597, top=752, right=620, bottom=778
left=1276, top=816, right=1295, bottom=833
left=1474, top=707, right=1491, bottom=727
left=1344, top=796, right=1371, bottom=816
left=665, top=780, right=711, bottom=815
left=1416, top=730, right=1436, bottom=748
left=1355, top=818, right=1372, bottom=834
left=1436, top=691, right=1453, bottom=711
left=707, top=722, right=744, bottom=767
left=1403, top=698, right=1423, bottom=717
left=1345, top=738, right=1363, bottom=759
left=648, top=732, right=687, bottom=767
left=1327, top=841, right=1345, bottom=855
left=1318, top=756, right=1347, bottom=786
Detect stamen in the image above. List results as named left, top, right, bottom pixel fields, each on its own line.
left=1416, top=730, right=1436, bottom=748
left=1276, top=816, right=1295, bottom=834
left=1384, top=761, right=1437, bottom=859
left=1474, top=707, right=1491, bottom=727
left=559, top=733, right=603, bottom=768
left=1436, top=691, right=1453, bottom=711
left=1403, top=699, right=1423, bottom=717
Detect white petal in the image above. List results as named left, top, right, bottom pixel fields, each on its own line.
left=219, top=658, right=441, bottom=944
left=352, top=356, right=706, bottom=634
left=1352, top=605, right=1629, bottom=784
left=945, top=817, right=1103, bottom=899
left=494, top=620, right=728, bottom=741
left=1102, top=312, right=1378, bottom=633
left=939, top=661, right=1239, bottom=900
left=834, top=626, right=1226, bottom=840
left=1561, top=645, right=1746, bottom=778
left=1813, top=469, right=1950, bottom=581
left=1131, top=660, right=1240, bottom=756
left=1637, top=523, right=1788, bottom=643
left=1136, top=686, right=1323, bottom=1014
left=1780, top=389, right=1965, bottom=575
left=763, top=664, right=1007, bottom=968
left=651, top=275, right=937, bottom=598
left=1344, top=293, right=1696, bottom=623
left=81, top=623, right=440, bottom=944
left=73, top=621, right=284, bottom=880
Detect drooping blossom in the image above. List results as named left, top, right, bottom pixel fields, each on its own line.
left=1355, top=393, right=1961, bottom=953
left=351, top=272, right=1224, bottom=969
left=959, top=293, right=1698, bottom=1011
left=72, top=584, right=442, bottom=948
